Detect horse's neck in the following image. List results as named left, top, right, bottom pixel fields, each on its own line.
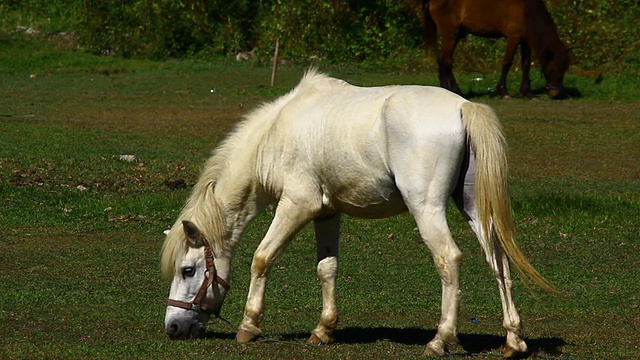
left=204, top=82, right=300, bottom=251
left=526, top=5, right=564, bottom=61
left=211, top=142, right=273, bottom=253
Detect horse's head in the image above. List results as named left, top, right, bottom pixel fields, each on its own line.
left=162, top=220, right=231, bottom=340
left=541, top=43, right=571, bottom=99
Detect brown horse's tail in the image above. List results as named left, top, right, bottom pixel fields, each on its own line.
left=461, top=102, right=555, bottom=292
left=420, top=0, right=438, bottom=53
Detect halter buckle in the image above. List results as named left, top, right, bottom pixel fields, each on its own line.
left=190, top=303, right=202, bottom=314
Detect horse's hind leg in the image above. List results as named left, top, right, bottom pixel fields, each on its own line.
left=412, top=203, right=462, bottom=356
left=397, top=186, right=461, bottom=356
left=496, top=37, right=521, bottom=98
left=519, top=43, right=535, bottom=99
left=453, top=182, right=528, bottom=357
left=437, top=35, right=462, bottom=95
left=308, top=213, right=341, bottom=344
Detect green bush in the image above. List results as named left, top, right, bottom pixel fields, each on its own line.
left=76, top=0, right=259, bottom=59
left=0, top=0, right=638, bottom=72
left=253, top=0, right=423, bottom=64
left=550, top=0, right=640, bottom=72
left=0, top=0, right=81, bottom=33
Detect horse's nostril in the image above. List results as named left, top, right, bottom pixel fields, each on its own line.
left=166, top=323, right=181, bottom=339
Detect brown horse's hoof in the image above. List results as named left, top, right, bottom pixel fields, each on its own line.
left=236, top=329, right=260, bottom=343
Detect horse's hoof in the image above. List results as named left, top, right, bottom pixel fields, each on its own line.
left=501, top=95, right=511, bottom=100
left=423, top=347, right=446, bottom=357
left=308, top=331, right=332, bottom=345
left=423, top=342, right=447, bottom=357
left=504, top=345, right=529, bottom=358
left=236, top=329, right=260, bottom=343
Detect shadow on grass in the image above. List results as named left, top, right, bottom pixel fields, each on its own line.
left=464, top=86, right=582, bottom=100
left=205, top=327, right=567, bottom=357
left=204, top=330, right=236, bottom=340
left=284, top=327, right=567, bottom=357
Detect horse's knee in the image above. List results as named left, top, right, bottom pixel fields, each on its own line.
left=251, top=254, right=268, bottom=277
left=432, top=249, right=462, bottom=280
left=316, top=256, right=338, bottom=281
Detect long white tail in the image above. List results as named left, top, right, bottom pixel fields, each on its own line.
left=460, top=102, right=554, bottom=291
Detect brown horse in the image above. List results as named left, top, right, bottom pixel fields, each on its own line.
left=421, top=0, right=570, bottom=99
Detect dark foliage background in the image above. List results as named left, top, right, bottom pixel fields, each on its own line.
left=1, top=0, right=638, bottom=72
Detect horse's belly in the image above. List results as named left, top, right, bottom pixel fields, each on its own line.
left=323, top=176, right=407, bottom=219
left=334, top=193, right=407, bottom=219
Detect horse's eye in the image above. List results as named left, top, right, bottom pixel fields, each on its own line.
left=181, top=267, right=196, bottom=278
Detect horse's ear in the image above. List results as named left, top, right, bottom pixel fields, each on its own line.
left=182, top=220, right=204, bottom=247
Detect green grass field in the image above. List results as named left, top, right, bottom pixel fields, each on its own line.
left=1, top=46, right=639, bottom=359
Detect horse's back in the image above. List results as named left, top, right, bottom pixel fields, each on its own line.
left=430, top=0, right=527, bottom=36
left=259, top=77, right=468, bottom=218
left=327, top=85, right=467, bottom=217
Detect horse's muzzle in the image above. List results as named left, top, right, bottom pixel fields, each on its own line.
left=548, top=85, right=568, bottom=100
left=166, top=318, right=206, bottom=340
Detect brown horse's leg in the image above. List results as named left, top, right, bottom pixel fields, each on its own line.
left=496, top=37, right=520, bottom=98
left=437, top=35, right=462, bottom=95
left=519, top=43, right=535, bottom=99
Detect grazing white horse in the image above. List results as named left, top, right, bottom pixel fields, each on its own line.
left=161, top=70, right=552, bottom=357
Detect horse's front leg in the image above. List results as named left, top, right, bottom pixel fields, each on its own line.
left=496, top=37, right=520, bottom=98
left=308, top=214, right=341, bottom=344
left=236, top=198, right=316, bottom=343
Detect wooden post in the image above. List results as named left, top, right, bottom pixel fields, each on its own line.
left=271, top=38, right=280, bottom=87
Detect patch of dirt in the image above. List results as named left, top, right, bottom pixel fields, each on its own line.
left=107, top=212, right=172, bottom=223
left=0, top=157, right=196, bottom=194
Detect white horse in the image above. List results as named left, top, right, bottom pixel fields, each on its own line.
left=161, top=70, right=553, bottom=357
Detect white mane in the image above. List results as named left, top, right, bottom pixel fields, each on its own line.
left=160, top=69, right=332, bottom=277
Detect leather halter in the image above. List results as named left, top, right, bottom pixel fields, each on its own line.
left=547, top=84, right=566, bottom=91
left=166, top=247, right=230, bottom=315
